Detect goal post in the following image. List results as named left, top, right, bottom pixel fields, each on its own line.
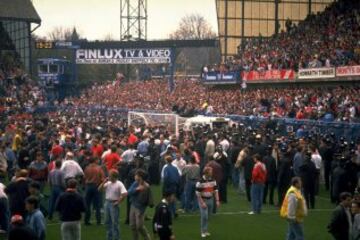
left=128, top=111, right=187, bottom=136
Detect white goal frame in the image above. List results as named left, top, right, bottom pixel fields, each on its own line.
left=128, top=111, right=186, bottom=136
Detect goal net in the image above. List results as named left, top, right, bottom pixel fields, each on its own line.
left=128, top=111, right=187, bottom=136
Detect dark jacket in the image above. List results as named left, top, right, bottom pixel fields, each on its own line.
left=299, top=160, right=317, bottom=190
left=8, top=224, right=37, bottom=240
left=55, top=190, right=86, bottom=222
left=162, top=164, right=180, bottom=195
left=5, top=179, right=30, bottom=217
left=277, top=157, right=293, bottom=189
left=331, top=165, right=348, bottom=203
left=153, top=200, right=172, bottom=236
left=128, top=181, right=154, bottom=213
left=242, top=155, right=255, bottom=181
left=263, top=155, right=277, bottom=183
left=253, top=143, right=266, bottom=157
left=328, top=204, right=350, bottom=240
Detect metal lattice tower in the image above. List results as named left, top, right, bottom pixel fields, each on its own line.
left=120, top=0, right=147, bottom=41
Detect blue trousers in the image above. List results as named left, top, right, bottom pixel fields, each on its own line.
left=105, top=200, right=120, bottom=240
left=232, top=167, right=239, bottom=187
left=251, top=183, right=264, bottom=213
left=238, top=168, right=246, bottom=194
left=286, top=221, right=304, bottom=240
left=184, top=180, right=198, bottom=212
left=48, top=185, right=63, bottom=219
left=85, top=184, right=101, bottom=224
left=199, top=197, right=214, bottom=234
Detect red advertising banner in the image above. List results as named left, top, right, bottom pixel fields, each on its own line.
left=242, top=70, right=295, bottom=81
left=336, top=65, right=360, bottom=77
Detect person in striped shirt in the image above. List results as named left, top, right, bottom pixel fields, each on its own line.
left=195, top=166, right=220, bottom=238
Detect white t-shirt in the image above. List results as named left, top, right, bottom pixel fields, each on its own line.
left=311, top=153, right=322, bottom=170
left=61, top=160, right=84, bottom=179
left=219, top=139, right=230, bottom=152
left=172, top=158, right=187, bottom=173
left=121, top=149, right=137, bottom=163
left=104, top=180, right=127, bottom=201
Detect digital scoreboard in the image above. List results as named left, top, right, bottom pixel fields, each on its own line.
left=35, top=41, right=54, bottom=49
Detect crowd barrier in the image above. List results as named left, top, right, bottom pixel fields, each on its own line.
left=33, top=105, right=360, bottom=141
left=225, top=115, right=360, bottom=141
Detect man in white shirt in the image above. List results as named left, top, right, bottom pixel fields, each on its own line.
left=121, top=145, right=137, bottom=164
left=172, top=152, right=187, bottom=212
left=172, top=152, right=186, bottom=174
left=310, top=145, right=322, bottom=195
left=61, top=152, right=84, bottom=183
left=205, top=136, right=215, bottom=163
left=219, top=135, right=230, bottom=153
left=99, top=169, right=127, bottom=240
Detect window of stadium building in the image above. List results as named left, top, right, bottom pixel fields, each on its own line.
left=1, top=20, right=31, bottom=70
left=217, top=0, right=334, bottom=58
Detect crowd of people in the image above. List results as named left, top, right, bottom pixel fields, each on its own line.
left=0, top=59, right=359, bottom=240
left=236, top=0, right=360, bottom=71
left=0, top=1, right=359, bottom=239
left=0, top=93, right=360, bottom=239
left=0, top=56, right=46, bottom=117
left=68, top=78, right=360, bottom=122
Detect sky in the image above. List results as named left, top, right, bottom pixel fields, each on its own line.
left=31, top=0, right=218, bottom=40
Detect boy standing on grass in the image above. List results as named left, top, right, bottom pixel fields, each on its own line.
left=99, top=169, right=127, bottom=240
left=195, top=166, right=220, bottom=238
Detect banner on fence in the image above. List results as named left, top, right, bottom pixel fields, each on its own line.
left=298, top=68, right=335, bottom=79
left=203, top=71, right=240, bottom=84
left=241, top=70, right=295, bottom=81
left=76, top=48, right=172, bottom=64
left=336, top=65, right=360, bottom=77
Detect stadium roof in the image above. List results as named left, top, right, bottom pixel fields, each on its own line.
left=0, top=0, right=41, bottom=23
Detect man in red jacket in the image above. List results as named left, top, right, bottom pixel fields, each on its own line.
left=103, top=145, right=121, bottom=172
left=249, top=154, right=267, bottom=215
left=51, top=140, right=64, bottom=160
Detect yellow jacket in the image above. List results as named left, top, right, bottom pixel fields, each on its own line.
left=280, top=186, right=307, bottom=223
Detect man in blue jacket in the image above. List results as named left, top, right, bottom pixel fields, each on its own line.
left=128, top=169, right=153, bottom=240
left=161, top=155, right=181, bottom=218
left=25, top=196, right=46, bottom=240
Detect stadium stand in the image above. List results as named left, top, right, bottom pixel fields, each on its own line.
left=69, top=79, right=360, bottom=122
left=235, top=0, right=360, bottom=71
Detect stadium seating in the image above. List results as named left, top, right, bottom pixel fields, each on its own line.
left=235, top=0, right=360, bottom=71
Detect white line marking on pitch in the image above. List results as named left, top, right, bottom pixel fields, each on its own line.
left=46, top=209, right=333, bottom=226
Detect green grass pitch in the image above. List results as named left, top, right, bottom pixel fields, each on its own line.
left=46, top=184, right=335, bottom=240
